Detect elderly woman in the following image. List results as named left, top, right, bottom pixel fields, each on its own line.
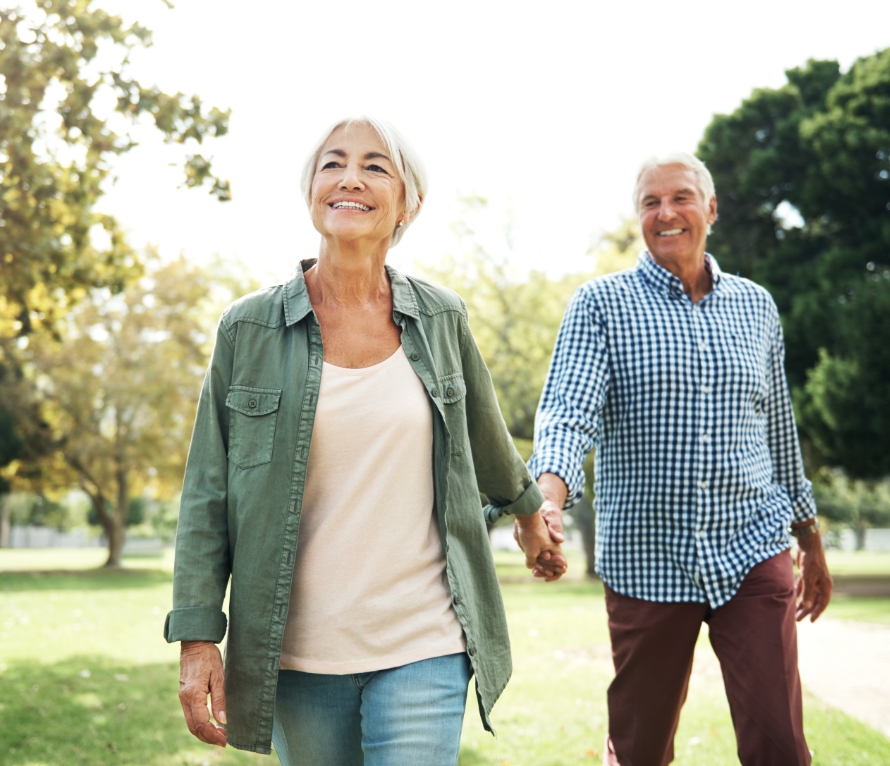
left=165, top=116, right=566, bottom=765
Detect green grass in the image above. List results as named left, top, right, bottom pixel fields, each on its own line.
left=823, top=550, right=890, bottom=577
left=2, top=549, right=890, bottom=765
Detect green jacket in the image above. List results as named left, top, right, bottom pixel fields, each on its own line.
left=164, top=260, right=544, bottom=754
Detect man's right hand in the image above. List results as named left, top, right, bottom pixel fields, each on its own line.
left=179, top=640, right=227, bottom=747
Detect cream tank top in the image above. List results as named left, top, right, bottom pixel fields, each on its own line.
left=279, top=346, right=466, bottom=674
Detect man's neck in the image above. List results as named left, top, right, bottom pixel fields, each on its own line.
left=650, top=252, right=712, bottom=304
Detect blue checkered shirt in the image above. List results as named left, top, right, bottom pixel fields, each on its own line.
left=529, top=252, right=817, bottom=607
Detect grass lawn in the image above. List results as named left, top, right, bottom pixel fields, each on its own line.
left=2, top=548, right=890, bottom=765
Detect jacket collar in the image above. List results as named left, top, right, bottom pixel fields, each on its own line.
left=636, top=250, right=722, bottom=299
left=283, top=259, right=420, bottom=326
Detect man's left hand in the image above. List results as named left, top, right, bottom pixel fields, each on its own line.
left=795, top=529, right=833, bottom=622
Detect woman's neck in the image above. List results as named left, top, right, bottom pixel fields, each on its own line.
left=306, top=239, right=391, bottom=308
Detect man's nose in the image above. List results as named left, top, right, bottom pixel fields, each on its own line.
left=657, top=199, right=677, bottom=220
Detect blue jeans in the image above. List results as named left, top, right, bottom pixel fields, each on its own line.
left=272, top=653, right=471, bottom=766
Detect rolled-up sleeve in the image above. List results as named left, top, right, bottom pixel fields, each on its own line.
left=457, top=306, right=544, bottom=521
left=529, top=286, right=609, bottom=508
left=764, top=314, right=817, bottom=524
left=164, top=316, right=235, bottom=643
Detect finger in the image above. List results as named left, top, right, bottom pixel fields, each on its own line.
left=180, top=690, right=218, bottom=745
left=209, top=667, right=227, bottom=727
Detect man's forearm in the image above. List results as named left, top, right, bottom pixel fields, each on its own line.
left=537, top=472, right=568, bottom=509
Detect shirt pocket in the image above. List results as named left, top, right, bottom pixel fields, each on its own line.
left=225, top=386, right=282, bottom=469
left=439, top=373, right=468, bottom=455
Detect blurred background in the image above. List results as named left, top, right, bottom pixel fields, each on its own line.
left=2, top=1, right=890, bottom=764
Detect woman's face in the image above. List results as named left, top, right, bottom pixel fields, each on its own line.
left=309, top=123, right=407, bottom=247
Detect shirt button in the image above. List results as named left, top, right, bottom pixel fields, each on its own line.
left=467, top=645, right=475, bottom=657
left=697, top=530, right=706, bottom=538
left=411, top=352, right=420, bottom=361
left=452, top=595, right=461, bottom=607
left=701, top=433, right=710, bottom=441
left=248, top=399, right=257, bottom=409
left=432, top=389, right=439, bottom=398
left=699, top=480, right=708, bottom=490
left=446, top=386, right=455, bottom=397
left=701, top=385, right=712, bottom=393
left=698, top=341, right=707, bottom=350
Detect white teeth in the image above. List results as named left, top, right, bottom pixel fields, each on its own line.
left=657, top=229, right=684, bottom=236
left=332, top=201, right=371, bottom=211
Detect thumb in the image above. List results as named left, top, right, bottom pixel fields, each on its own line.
left=210, top=668, right=227, bottom=726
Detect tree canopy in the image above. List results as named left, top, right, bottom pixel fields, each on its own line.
left=0, top=1, right=231, bottom=528
left=698, top=50, right=890, bottom=479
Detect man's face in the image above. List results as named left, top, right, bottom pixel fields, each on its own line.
left=638, top=164, right=717, bottom=270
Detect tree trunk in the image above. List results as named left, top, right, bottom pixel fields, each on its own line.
left=103, top=513, right=126, bottom=567
left=570, top=496, right=597, bottom=578
left=0, top=495, right=10, bottom=548
left=854, top=520, right=867, bottom=552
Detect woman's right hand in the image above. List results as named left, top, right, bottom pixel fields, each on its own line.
left=179, top=640, right=227, bottom=747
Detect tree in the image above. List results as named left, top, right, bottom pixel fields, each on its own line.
left=697, top=51, right=890, bottom=480
left=20, top=255, right=251, bottom=566
left=0, top=0, right=231, bottom=543
left=813, top=472, right=890, bottom=550
left=0, top=1, right=230, bottom=337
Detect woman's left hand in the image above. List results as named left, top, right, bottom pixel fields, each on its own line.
left=513, top=508, right=567, bottom=582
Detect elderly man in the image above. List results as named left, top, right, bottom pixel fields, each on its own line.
left=526, top=153, right=832, bottom=766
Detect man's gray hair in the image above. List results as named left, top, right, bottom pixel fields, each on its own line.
left=300, top=116, right=428, bottom=248
left=632, top=152, right=715, bottom=213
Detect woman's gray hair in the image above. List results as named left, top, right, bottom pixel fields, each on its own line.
left=300, top=116, right=428, bottom=248
left=632, top=152, right=715, bottom=213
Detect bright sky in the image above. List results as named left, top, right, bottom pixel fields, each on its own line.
left=95, top=0, right=890, bottom=283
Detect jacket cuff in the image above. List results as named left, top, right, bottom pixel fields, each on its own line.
left=164, top=607, right=228, bottom=643
left=483, top=480, right=545, bottom=524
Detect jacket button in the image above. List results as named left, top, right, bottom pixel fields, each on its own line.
left=453, top=595, right=461, bottom=606
left=432, top=389, right=439, bottom=398
left=248, top=399, right=257, bottom=409
left=411, top=352, right=420, bottom=361
left=446, top=386, right=454, bottom=397
left=467, top=645, right=475, bottom=656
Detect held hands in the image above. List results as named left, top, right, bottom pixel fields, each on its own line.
left=179, top=640, right=227, bottom=747
left=794, top=531, right=833, bottom=622
left=513, top=501, right=567, bottom=582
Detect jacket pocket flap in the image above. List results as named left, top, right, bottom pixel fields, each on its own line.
left=438, top=374, right=466, bottom=404
left=226, top=387, right=282, bottom=416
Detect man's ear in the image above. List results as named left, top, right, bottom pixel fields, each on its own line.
left=708, top=195, right=718, bottom=226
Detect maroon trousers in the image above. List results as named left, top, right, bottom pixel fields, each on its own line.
left=605, top=553, right=810, bottom=766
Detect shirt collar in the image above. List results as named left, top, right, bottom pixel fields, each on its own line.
left=636, top=250, right=722, bottom=299
left=283, top=259, right=420, bottom=326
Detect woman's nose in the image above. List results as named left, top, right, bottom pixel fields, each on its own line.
left=338, top=163, right=364, bottom=190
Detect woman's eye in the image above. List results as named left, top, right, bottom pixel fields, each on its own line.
left=321, top=161, right=340, bottom=170
left=367, top=164, right=388, bottom=174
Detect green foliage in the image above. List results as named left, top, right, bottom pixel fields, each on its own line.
left=0, top=1, right=231, bottom=338
left=16, top=255, right=255, bottom=564
left=697, top=51, right=890, bottom=478
left=813, top=472, right=890, bottom=550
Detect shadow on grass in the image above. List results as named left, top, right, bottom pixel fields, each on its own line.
left=0, top=655, right=277, bottom=766
left=0, top=568, right=173, bottom=593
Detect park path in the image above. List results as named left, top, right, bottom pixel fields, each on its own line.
left=796, top=617, right=890, bottom=738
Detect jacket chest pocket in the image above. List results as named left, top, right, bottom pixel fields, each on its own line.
left=438, top=373, right=468, bottom=453
left=225, top=386, right=282, bottom=469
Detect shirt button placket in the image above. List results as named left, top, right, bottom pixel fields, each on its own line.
left=694, top=303, right=709, bottom=594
